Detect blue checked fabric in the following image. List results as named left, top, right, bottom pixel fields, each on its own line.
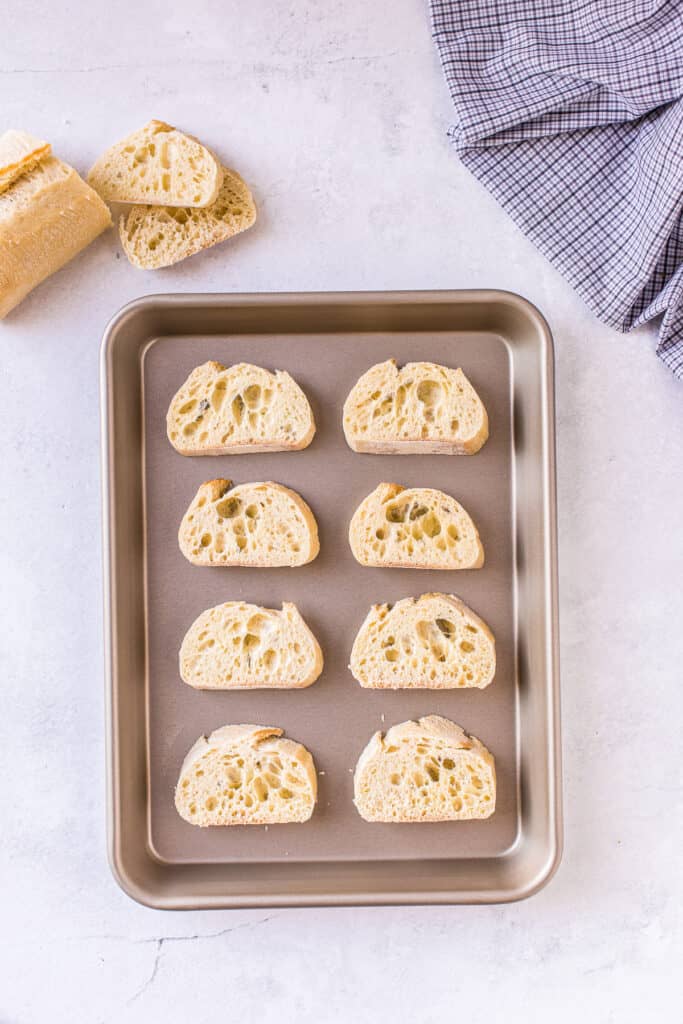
left=429, top=0, right=683, bottom=377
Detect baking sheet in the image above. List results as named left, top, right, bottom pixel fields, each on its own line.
left=102, top=291, right=561, bottom=906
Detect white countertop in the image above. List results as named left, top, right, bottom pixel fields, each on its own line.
left=2, top=2, right=681, bottom=1021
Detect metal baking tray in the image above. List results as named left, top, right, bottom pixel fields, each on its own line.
left=101, top=290, right=561, bottom=908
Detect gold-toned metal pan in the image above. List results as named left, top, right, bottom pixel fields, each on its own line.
left=100, top=290, right=561, bottom=907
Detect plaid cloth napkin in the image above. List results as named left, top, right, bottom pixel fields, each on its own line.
left=429, top=0, right=683, bottom=377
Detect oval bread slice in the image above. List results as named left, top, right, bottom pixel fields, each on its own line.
left=167, top=361, right=314, bottom=455
left=0, top=129, right=51, bottom=194
left=349, top=483, right=483, bottom=569
left=180, top=601, right=323, bottom=689
left=354, top=716, right=496, bottom=822
left=350, top=593, right=495, bottom=689
left=119, top=165, right=255, bottom=269
left=88, top=119, right=223, bottom=207
left=175, top=725, right=317, bottom=826
left=343, top=359, right=488, bottom=454
left=179, top=479, right=320, bottom=567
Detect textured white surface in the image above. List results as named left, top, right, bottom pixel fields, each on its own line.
left=1, top=2, right=682, bottom=1021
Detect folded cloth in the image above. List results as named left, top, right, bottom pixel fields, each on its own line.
left=430, top=0, right=683, bottom=377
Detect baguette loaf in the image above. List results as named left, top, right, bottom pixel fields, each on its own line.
left=0, top=156, right=112, bottom=319
left=167, top=361, right=314, bottom=455
left=119, top=165, right=255, bottom=269
left=175, top=724, right=317, bottom=826
left=343, top=359, right=488, bottom=454
left=179, top=479, right=320, bottom=567
left=0, top=129, right=51, bottom=194
left=354, top=716, right=496, bottom=823
left=180, top=601, right=323, bottom=689
left=350, top=593, right=495, bottom=689
left=349, top=482, right=484, bottom=569
left=88, top=119, right=223, bottom=207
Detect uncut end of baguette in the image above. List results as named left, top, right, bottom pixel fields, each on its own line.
left=180, top=601, right=323, bottom=689
left=343, top=360, right=488, bottom=455
left=0, top=157, right=112, bottom=320
left=88, top=119, right=223, bottom=207
left=119, top=166, right=256, bottom=270
left=350, top=593, right=495, bottom=689
left=175, top=725, right=317, bottom=826
left=178, top=479, right=319, bottom=567
left=349, top=483, right=484, bottom=570
left=354, top=716, right=496, bottom=823
left=166, top=361, right=314, bottom=455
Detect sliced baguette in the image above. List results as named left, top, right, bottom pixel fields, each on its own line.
left=167, top=361, right=314, bottom=455
left=354, top=715, right=496, bottom=823
left=350, top=593, right=495, bottom=689
left=0, top=130, right=51, bottom=194
left=349, top=482, right=484, bottom=569
left=179, top=479, right=320, bottom=567
left=0, top=156, right=112, bottom=319
left=119, top=165, right=255, bottom=269
left=88, top=119, right=223, bottom=207
left=175, top=724, right=317, bottom=826
left=343, top=359, right=488, bottom=454
left=180, top=601, right=323, bottom=689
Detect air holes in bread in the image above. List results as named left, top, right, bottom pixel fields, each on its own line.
left=349, top=594, right=495, bottom=689
left=166, top=362, right=314, bottom=454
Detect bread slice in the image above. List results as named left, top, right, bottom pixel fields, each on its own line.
left=0, top=130, right=51, bottom=194
left=179, top=479, right=320, bottom=567
left=88, top=119, right=223, bottom=207
left=167, top=361, right=314, bottom=455
left=343, top=359, right=488, bottom=454
left=349, top=483, right=484, bottom=569
left=354, top=715, right=496, bottom=822
left=180, top=601, right=323, bottom=689
left=119, top=165, right=255, bottom=269
left=0, top=156, right=112, bottom=319
left=175, top=724, right=317, bottom=826
left=350, top=593, right=495, bottom=689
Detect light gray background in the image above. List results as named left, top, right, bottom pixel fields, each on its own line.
left=1, top=2, right=681, bottom=1021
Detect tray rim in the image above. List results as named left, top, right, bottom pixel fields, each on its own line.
left=100, top=289, right=562, bottom=909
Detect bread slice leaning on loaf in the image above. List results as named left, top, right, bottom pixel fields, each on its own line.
left=0, top=156, right=112, bottom=319
left=167, top=361, right=314, bottom=454
left=350, top=593, right=495, bottom=689
left=180, top=601, right=323, bottom=689
left=343, top=359, right=489, bottom=454
left=0, top=129, right=51, bottom=194
left=354, top=715, right=496, bottom=823
left=175, top=724, right=317, bottom=826
left=349, top=482, right=484, bottom=569
left=88, top=119, right=223, bottom=207
left=119, top=166, right=255, bottom=269
left=179, top=479, right=320, bottom=567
